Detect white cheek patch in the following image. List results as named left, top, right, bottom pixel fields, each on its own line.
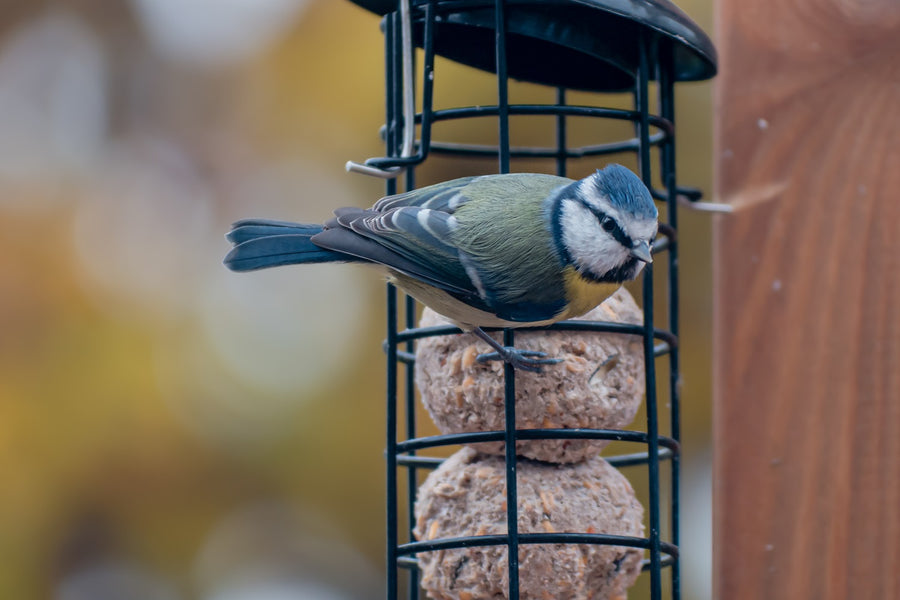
left=560, top=200, right=629, bottom=276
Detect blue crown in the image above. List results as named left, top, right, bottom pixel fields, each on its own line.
left=591, top=164, right=657, bottom=219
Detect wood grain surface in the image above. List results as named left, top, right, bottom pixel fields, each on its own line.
left=713, top=1, right=900, bottom=598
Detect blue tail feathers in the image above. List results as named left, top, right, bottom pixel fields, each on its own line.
left=224, top=219, right=348, bottom=272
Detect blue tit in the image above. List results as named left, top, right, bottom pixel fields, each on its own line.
left=224, top=163, right=658, bottom=372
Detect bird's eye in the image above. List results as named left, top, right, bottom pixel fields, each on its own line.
left=601, top=216, right=616, bottom=232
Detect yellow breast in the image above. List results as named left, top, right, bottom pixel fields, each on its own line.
left=559, top=266, right=623, bottom=320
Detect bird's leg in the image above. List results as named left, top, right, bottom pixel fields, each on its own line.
left=471, top=327, right=562, bottom=373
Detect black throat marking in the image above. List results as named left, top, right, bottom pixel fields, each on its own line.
left=581, top=256, right=641, bottom=284
left=548, top=183, right=576, bottom=267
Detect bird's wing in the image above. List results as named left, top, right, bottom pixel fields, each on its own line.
left=311, top=205, right=491, bottom=309
left=372, top=176, right=481, bottom=212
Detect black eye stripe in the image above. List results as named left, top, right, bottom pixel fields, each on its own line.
left=580, top=201, right=633, bottom=248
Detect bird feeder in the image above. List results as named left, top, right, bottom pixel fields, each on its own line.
left=343, top=1, right=717, bottom=598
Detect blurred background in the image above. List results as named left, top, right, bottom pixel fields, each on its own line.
left=0, top=1, right=713, bottom=598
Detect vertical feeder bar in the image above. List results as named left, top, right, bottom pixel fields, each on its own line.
left=636, top=31, right=664, bottom=600
left=385, top=10, right=400, bottom=600
left=402, top=12, right=419, bottom=589
left=404, top=216, right=419, bottom=600
left=657, top=45, right=682, bottom=600
left=495, top=0, right=511, bottom=176
left=494, top=4, right=520, bottom=598
left=386, top=281, right=399, bottom=600
left=555, top=87, right=567, bottom=178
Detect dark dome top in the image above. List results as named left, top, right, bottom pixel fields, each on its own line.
left=348, top=0, right=717, bottom=91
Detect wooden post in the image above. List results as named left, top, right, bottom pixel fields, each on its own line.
left=713, top=1, right=900, bottom=599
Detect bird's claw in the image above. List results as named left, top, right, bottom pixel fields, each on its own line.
left=476, top=347, right=563, bottom=373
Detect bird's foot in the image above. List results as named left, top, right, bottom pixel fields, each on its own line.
left=476, top=347, right=562, bottom=373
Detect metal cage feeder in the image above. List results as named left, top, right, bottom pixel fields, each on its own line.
left=343, top=1, right=717, bottom=598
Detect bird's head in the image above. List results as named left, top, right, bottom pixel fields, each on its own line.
left=553, top=164, right=658, bottom=283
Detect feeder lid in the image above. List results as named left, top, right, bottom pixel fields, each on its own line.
left=347, top=0, right=716, bottom=91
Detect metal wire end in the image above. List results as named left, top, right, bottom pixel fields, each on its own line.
left=678, top=196, right=734, bottom=213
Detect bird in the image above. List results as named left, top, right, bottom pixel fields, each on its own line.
left=224, top=164, right=658, bottom=372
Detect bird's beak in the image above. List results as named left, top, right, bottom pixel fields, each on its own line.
left=630, top=240, right=653, bottom=263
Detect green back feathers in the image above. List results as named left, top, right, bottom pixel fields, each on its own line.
left=449, top=174, right=572, bottom=320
